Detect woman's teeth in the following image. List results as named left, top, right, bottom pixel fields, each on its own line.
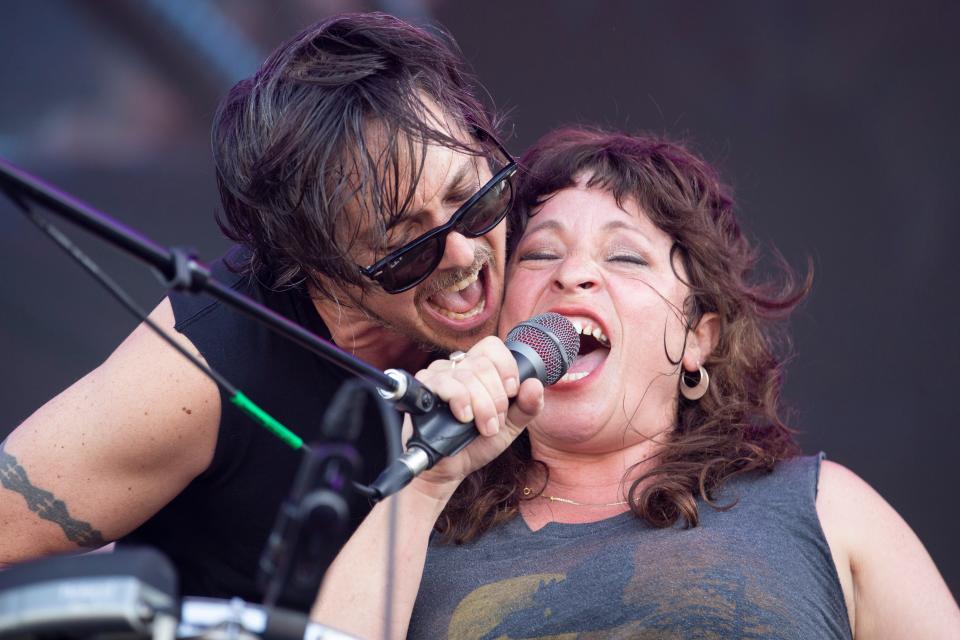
left=569, top=319, right=610, bottom=346
left=555, top=318, right=611, bottom=383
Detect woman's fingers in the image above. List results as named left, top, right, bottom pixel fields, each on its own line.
left=415, top=367, right=473, bottom=423
left=466, top=336, right=521, bottom=397
left=506, top=378, right=545, bottom=431
left=461, top=336, right=522, bottom=433
left=415, top=362, right=502, bottom=436
left=415, top=337, right=520, bottom=436
left=410, top=343, right=546, bottom=490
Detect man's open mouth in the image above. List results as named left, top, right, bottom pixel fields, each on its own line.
left=425, top=264, right=487, bottom=320
left=560, top=318, right=611, bottom=382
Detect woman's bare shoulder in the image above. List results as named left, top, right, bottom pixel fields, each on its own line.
left=816, top=459, right=960, bottom=638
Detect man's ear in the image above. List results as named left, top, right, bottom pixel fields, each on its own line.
left=683, top=312, right=720, bottom=371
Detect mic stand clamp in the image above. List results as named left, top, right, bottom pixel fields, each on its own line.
left=257, top=379, right=398, bottom=609
left=153, top=246, right=210, bottom=294
left=377, top=368, right=435, bottom=415
left=258, top=443, right=360, bottom=610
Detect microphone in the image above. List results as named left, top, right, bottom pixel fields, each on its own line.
left=371, top=312, right=580, bottom=499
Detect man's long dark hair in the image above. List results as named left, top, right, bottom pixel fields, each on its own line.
left=436, top=128, right=811, bottom=543
left=212, top=12, right=500, bottom=298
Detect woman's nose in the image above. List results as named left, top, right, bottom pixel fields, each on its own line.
left=552, top=255, right=600, bottom=292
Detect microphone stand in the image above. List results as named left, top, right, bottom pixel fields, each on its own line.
left=0, top=157, right=435, bottom=415
left=258, top=379, right=401, bottom=610
left=0, top=157, right=416, bottom=631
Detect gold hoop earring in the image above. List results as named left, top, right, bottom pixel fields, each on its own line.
left=680, top=365, right=710, bottom=401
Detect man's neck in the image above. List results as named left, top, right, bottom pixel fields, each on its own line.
left=312, top=296, right=434, bottom=373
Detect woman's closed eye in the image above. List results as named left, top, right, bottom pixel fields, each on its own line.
left=608, top=252, right=648, bottom=266
left=517, top=249, right=561, bottom=262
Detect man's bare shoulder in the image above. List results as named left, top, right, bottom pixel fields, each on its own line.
left=0, top=298, right=221, bottom=564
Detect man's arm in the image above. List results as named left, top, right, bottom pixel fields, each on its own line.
left=817, top=460, right=960, bottom=638
left=0, top=298, right=221, bottom=564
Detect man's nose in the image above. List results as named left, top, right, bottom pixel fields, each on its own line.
left=438, top=231, right=476, bottom=271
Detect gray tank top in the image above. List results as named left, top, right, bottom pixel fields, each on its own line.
left=409, top=453, right=851, bottom=639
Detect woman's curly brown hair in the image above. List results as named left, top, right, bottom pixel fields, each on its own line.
left=435, top=127, right=812, bottom=544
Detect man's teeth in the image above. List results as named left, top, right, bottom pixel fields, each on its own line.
left=444, top=271, right=479, bottom=293
left=568, top=319, right=610, bottom=347
left=434, top=296, right=485, bottom=320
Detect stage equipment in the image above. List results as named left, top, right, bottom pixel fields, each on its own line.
left=0, top=548, right=358, bottom=639
left=258, top=380, right=400, bottom=608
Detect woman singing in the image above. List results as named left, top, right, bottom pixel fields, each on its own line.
left=315, top=127, right=960, bottom=639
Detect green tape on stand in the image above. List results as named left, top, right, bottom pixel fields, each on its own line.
left=230, top=391, right=303, bottom=451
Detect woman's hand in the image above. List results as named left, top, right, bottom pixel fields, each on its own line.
left=312, top=335, right=542, bottom=638
left=405, top=335, right=544, bottom=501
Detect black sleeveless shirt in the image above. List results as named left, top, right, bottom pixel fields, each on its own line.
left=119, top=246, right=382, bottom=610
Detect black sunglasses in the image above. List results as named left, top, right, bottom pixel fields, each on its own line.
left=360, top=140, right=516, bottom=294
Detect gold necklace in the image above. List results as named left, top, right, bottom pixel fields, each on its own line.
left=522, top=486, right=630, bottom=507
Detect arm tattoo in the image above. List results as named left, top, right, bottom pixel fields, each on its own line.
left=0, top=439, right=107, bottom=548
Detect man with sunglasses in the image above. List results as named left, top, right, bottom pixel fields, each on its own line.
left=0, top=13, right=522, bottom=612
left=341, top=131, right=516, bottom=356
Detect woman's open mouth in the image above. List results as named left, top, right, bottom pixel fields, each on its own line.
left=559, top=318, right=611, bottom=383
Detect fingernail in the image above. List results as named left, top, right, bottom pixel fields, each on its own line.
left=486, top=416, right=500, bottom=434
left=506, top=377, right=519, bottom=396
left=461, top=406, right=474, bottom=423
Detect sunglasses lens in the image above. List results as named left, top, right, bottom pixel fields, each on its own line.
left=461, top=173, right=514, bottom=236
left=367, top=157, right=515, bottom=294
left=380, top=236, right=443, bottom=293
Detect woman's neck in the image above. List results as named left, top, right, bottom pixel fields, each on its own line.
left=520, top=438, right=663, bottom=530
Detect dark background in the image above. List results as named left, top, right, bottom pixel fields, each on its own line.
left=1, top=0, right=957, bottom=598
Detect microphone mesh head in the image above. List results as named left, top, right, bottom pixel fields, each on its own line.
left=505, top=312, right=580, bottom=385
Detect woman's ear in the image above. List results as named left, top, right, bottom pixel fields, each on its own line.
left=683, top=312, right=720, bottom=371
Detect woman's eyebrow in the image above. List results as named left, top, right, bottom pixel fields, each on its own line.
left=602, top=219, right=652, bottom=243
left=523, top=218, right=652, bottom=241
left=523, top=218, right=564, bottom=237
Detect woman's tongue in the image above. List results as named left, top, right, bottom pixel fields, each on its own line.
left=567, top=347, right=608, bottom=375
left=428, top=276, right=483, bottom=316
